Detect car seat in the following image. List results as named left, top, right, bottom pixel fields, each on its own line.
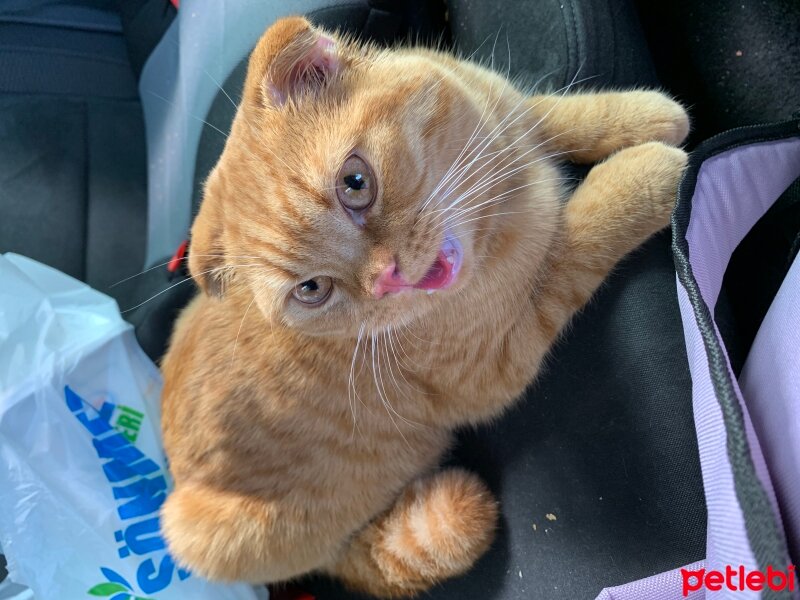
left=1, top=1, right=798, bottom=598
left=0, top=0, right=150, bottom=294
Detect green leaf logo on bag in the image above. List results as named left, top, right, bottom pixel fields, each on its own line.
left=64, top=386, right=191, bottom=598
left=89, top=582, right=126, bottom=595
left=88, top=567, right=155, bottom=599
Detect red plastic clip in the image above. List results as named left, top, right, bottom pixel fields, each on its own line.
left=167, top=240, right=189, bottom=274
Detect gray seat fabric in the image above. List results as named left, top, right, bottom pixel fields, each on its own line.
left=0, top=0, right=147, bottom=296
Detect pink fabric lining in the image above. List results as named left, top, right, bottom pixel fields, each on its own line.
left=596, top=136, right=800, bottom=599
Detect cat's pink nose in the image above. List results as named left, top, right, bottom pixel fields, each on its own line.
left=373, top=261, right=410, bottom=299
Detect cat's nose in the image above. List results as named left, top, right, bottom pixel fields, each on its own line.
left=373, top=260, right=411, bottom=299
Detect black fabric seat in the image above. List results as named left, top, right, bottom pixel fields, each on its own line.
left=0, top=0, right=148, bottom=296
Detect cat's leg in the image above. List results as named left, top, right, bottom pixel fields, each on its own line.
left=326, top=469, right=497, bottom=597
left=526, top=90, right=689, bottom=163
left=529, top=141, right=688, bottom=348
left=161, top=483, right=340, bottom=583
left=460, top=141, right=687, bottom=424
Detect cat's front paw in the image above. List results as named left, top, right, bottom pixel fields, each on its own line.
left=631, top=141, right=689, bottom=228
left=581, top=141, right=688, bottom=237
left=631, top=91, right=690, bottom=147
left=162, top=483, right=331, bottom=583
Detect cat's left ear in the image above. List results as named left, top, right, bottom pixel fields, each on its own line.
left=244, top=16, right=339, bottom=108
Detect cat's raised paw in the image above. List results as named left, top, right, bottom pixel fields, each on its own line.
left=632, top=91, right=690, bottom=147
left=605, top=141, right=689, bottom=232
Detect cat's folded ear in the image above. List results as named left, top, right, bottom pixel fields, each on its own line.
left=188, top=179, right=227, bottom=298
left=244, top=16, right=339, bottom=108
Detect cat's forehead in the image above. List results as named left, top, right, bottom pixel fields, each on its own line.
left=257, top=87, right=433, bottom=189
left=218, top=48, right=451, bottom=222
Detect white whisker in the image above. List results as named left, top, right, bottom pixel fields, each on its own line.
left=119, top=263, right=266, bottom=313
left=370, top=331, right=412, bottom=447
left=230, top=278, right=269, bottom=368
left=146, top=90, right=231, bottom=139
left=348, top=323, right=367, bottom=441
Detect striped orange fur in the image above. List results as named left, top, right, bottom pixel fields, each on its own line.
left=160, top=16, right=689, bottom=597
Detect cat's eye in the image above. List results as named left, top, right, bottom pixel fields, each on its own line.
left=292, top=276, right=333, bottom=305
left=336, top=154, right=376, bottom=211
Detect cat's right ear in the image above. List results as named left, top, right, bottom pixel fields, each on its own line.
left=188, top=179, right=227, bottom=299
left=244, top=16, right=340, bottom=108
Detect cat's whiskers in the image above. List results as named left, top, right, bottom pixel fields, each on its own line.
left=110, top=257, right=185, bottom=288
left=369, top=331, right=412, bottom=448
left=175, top=59, right=303, bottom=181
left=448, top=208, right=548, bottom=229
left=199, top=62, right=239, bottom=111
left=146, top=90, right=232, bottom=140
left=423, top=88, right=531, bottom=214
left=378, top=332, right=424, bottom=432
left=426, top=98, right=583, bottom=219
left=380, top=328, right=413, bottom=404
left=436, top=166, right=578, bottom=230
left=119, top=263, right=264, bottom=313
left=426, top=168, right=558, bottom=239
left=429, top=129, right=581, bottom=219
left=441, top=172, right=582, bottom=230
left=426, top=154, right=554, bottom=230
left=164, top=35, right=240, bottom=113
left=435, top=94, right=533, bottom=197
left=428, top=74, right=583, bottom=209
left=416, top=58, right=512, bottom=216
left=422, top=70, right=593, bottom=220
left=428, top=170, right=574, bottom=243
left=392, top=323, right=423, bottom=354
left=109, top=253, right=270, bottom=289
left=387, top=328, right=432, bottom=396
left=156, top=44, right=302, bottom=185
left=442, top=174, right=580, bottom=230
left=385, top=326, right=428, bottom=398
left=424, top=130, right=586, bottom=234
left=457, top=31, right=495, bottom=64
left=423, top=26, right=518, bottom=205
left=376, top=332, right=423, bottom=429
left=399, top=321, right=438, bottom=347
left=348, top=323, right=367, bottom=442
left=388, top=326, right=417, bottom=369
left=230, top=277, right=271, bottom=369
left=392, top=326, right=429, bottom=369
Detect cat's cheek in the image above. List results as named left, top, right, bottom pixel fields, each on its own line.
left=279, top=297, right=359, bottom=337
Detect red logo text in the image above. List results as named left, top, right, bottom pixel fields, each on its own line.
left=681, top=565, right=796, bottom=596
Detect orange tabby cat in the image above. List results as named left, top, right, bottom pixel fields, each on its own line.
left=160, top=16, right=689, bottom=598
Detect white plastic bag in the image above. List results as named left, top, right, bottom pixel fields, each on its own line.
left=0, top=254, right=267, bottom=600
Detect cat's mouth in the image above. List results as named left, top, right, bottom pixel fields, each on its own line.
left=413, top=231, right=463, bottom=292
left=373, top=231, right=463, bottom=298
